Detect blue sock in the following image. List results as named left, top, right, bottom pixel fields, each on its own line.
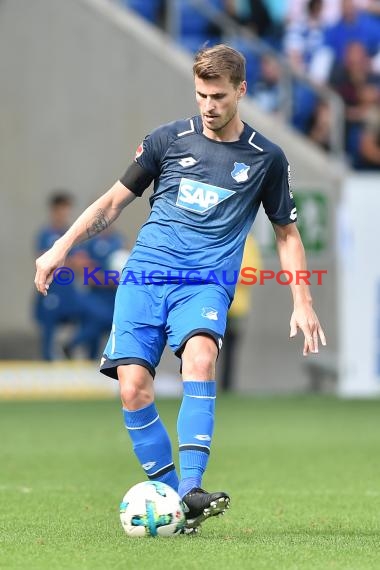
left=123, top=403, right=179, bottom=492
left=177, top=381, right=216, bottom=498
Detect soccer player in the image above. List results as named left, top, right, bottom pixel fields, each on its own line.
left=35, top=45, right=326, bottom=532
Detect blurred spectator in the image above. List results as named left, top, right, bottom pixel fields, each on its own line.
left=331, top=41, right=380, bottom=101
left=33, top=192, right=88, bottom=360
left=291, top=80, right=319, bottom=133
left=218, top=234, right=262, bottom=392
left=330, top=41, right=380, bottom=162
left=358, top=98, right=380, bottom=167
left=325, top=0, right=380, bottom=66
left=306, top=99, right=333, bottom=150
left=252, top=51, right=318, bottom=134
left=262, top=0, right=289, bottom=39
left=225, top=0, right=274, bottom=38
left=252, top=53, right=286, bottom=115
left=287, top=0, right=343, bottom=26
left=365, top=0, right=380, bottom=17
left=34, top=193, right=130, bottom=361
left=283, top=0, right=334, bottom=84
left=252, top=52, right=286, bottom=116
left=287, top=0, right=380, bottom=26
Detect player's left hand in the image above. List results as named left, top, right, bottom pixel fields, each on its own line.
left=34, top=245, right=68, bottom=296
left=289, top=303, right=326, bottom=356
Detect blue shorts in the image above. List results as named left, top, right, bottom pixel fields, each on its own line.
left=100, top=280, right=230, bottom=379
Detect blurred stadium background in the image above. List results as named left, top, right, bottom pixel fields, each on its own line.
left=1, top=0, right=379, bottom=397
left=1, top=2, right=380, bottom=568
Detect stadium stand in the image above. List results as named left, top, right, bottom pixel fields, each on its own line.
left=120, top=0, right=380, bottom=170
left=119, top=0, right=163, bottom=24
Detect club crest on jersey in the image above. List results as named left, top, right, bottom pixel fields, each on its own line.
left=176, top=178, right=235, bottom=214
left=201, top=307, right=218, bottom=320
left=231, top=162, right=250, bottom=183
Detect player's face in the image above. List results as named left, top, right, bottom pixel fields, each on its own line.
left=51, top=203, right=72, bottom=229
left=195, top=74, right=247, bottom=139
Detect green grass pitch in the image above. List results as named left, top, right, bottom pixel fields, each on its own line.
left=1, top=395, right=380, bottom=569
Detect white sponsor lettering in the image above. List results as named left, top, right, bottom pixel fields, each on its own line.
left=179, top=185, right=219, bottom=209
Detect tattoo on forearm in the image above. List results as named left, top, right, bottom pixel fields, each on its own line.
left=86, top=208, right=109, bottom=238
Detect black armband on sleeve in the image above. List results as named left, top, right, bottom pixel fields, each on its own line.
left=119, top=162, right=154, bottom=197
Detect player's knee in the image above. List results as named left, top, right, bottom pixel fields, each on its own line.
left=183, top=352, right=215, bottom=378
left=182, top=336, right=218, bottom=379
left=119, top=381, right=153, bottom=410
left=118, top=365, right=154, bottom=410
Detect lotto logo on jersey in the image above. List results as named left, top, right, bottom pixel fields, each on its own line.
left=176, top=178, right=236, bottom=214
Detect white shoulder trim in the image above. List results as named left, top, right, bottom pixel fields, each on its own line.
left=248, top=131, right=263, bottom=152
left=178, top=118, right=195, bottom=137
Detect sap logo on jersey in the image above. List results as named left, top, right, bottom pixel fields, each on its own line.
left=176, top=178, right=236, bottom=213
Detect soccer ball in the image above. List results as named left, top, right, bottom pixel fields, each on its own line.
left=119, top=481, right=186, bottom=537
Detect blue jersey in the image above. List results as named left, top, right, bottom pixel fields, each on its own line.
left=36, top=227, right=66, bottom=253
left=84, top=232, right=125, bottom=268
left=123, top=115, right=296, bottom=299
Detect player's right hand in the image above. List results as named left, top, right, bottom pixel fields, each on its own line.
left=34, top=246, right=68, bottom=296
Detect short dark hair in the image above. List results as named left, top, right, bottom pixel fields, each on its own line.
left=308, top=0, right=322, bottom=14
left=48, top=191, right=73, bottom=208
left=193, top=44, right=246, bottom=87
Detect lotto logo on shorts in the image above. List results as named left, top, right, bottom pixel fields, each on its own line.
left=176, top=178, right=235, bottom=214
